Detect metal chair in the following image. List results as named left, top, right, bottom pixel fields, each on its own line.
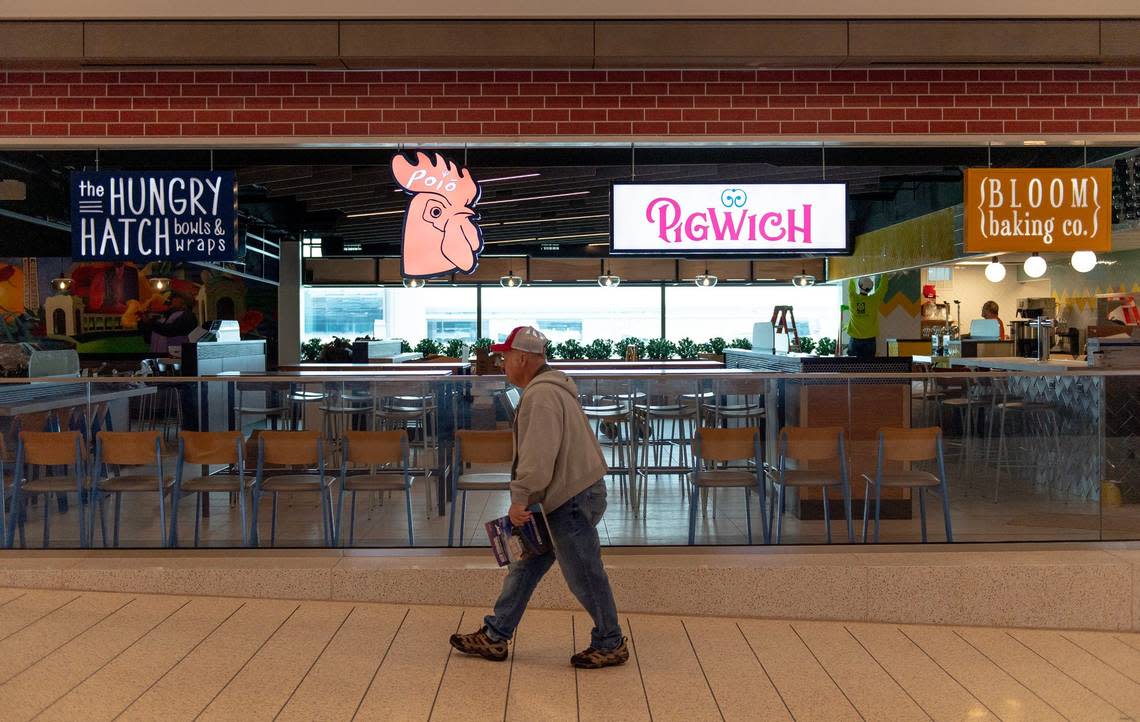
left=862, top=427, right=953, bottom=543
left=251, top=430, right=335, bottom=547
left=337, top=430, right=415, bottom=546
left=170, top=431, right=247, bottom=547
left=236, top=382, right=289, bottom=433
left=91, top=431, right=170, bottom=548
left=687, top=427, right=768, bottom=545
left=770, top=426, right=854, bottom=544
left=448, top=430, right=513, bottom=547
left=8, top=431, right=85, bottom=548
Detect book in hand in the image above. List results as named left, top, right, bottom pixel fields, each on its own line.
left=485, top=506, right=552, bottom=567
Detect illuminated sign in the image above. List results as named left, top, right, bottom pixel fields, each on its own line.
left=392, top=152, right=484, bottom=279
left=611, top=183, right=849, bottom=255
left=71, top=171, right=236, bottom=261
left=964, top=168, right=1112, bottom=253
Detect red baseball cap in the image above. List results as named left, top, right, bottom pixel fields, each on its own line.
left=490, top=326, right=549, bottom=354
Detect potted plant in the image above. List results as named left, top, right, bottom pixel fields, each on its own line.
left=816, top=337, right=837, bottom=356
left=616, top=336, right=645, bottom=361
left=676, top=337, right=700, bottom=360
left=442, top=338, right=465, bottom=359
left=584, top=338, right=613, bottom=360
left=699, top=336, right=727, bottom=362
left=797, top=336, right=817, bottom=354
left=318, top=336, right=353, bottom=362
left=646, top=337, right=677, bottom=360
left=300, top=338, right=323, bottom=362
left=729, top=337, right=753, bottom=351
left=414, top=338, right=442, bottom=358
left=471, top=337, right=496, bottom=374
left=556, top=339, right=586, bottom=360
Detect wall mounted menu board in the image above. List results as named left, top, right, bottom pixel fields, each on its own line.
left=70, top=171, right=237, bottom=261
left=611, top=182, right=849, bottom=255
left=964, top=167, right=1112, bottom=253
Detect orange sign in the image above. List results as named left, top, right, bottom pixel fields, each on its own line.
left=964, top=167, right=1112, bottom=253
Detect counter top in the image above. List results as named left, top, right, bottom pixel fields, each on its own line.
left=948, top=356, right=1089, bottom=372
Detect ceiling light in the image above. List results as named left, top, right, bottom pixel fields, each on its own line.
left=149, top=277, right=171, bottom=293
left=499, top=267, right=523, bottom=288
left=694, top=264, right=718, bottom=288
left=791, top=269, right=815, bottom=287
left=479, top=191, right=589, bottom=206
left=984, top=257, right=1006, bottom=282
left=345, top=209, right=405, bottom=219
left=1023, top=253, right=1047, bottom=278
left=1070, top=250, right=1097, bottom=273
left=50, top=276, right=72, bottom=294
left=403, top=277, right=426, bottom=289
left=598, top=264, right=621, bottom=288
left=480, top=173, right=541, bottom=183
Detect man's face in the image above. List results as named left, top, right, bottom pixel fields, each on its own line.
left=501, top=349, right=535, bottom=387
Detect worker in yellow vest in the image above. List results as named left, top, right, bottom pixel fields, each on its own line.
left=845, top=275, right=889, bottom=358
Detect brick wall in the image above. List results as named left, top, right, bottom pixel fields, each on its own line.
left=1, top=67, right=1139, bottom=138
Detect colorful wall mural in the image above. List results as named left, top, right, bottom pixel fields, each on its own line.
left=0, top=258, right=276, bottom=356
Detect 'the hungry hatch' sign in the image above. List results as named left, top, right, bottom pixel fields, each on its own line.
left=964, top=167, right=1112, bottom=253
left=70, top=171, right=237, bottom=261
left=611, top=183, right=849, bottom=255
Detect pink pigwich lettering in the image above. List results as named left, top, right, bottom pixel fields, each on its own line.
left=643, top=198, right=814, bottom=245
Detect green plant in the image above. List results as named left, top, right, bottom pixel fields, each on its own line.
left=318, top=336, right=353, bottom=362
left=676, top=337, right=700, bottom=359
left=706, top=337, right=727, bottom=355
left=616, top=336, right=646, bottom=359
left=397, top=338, right=413, bottom=353
left=816, top=337, right=837, bottom=356
left=696, top=341, right=713, bottom=354
left=729, top=337, right=752, bottom=351
left=414, top=338, right=442, bottom=356
left=442, top=338, right=465, bottom=358
left=300, top=338, right=323, bottom=362
left=584, top=338, right=613, bottom=360
left=556, top=339, right=586, bottom=360
left=472, top=337, right=493, bottom=352
left=797, top=336, right=817, bottom=354
left=646, top=337, right=677, bottom=360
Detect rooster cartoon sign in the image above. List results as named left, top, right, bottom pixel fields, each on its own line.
left=391, top=152, right=484, bottom=279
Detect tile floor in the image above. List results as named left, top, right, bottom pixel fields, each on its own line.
left=1, top=586, right=1140, bottom=720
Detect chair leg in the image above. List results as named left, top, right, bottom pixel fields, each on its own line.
left=239, top=488, right=248, bottom=547
left=168, top=488, right=181, bottom=548
left=940, top=482, right=954, bottom=543
left=349, top=490, right=357, bottom=546
left=447, top=485, right=458, bottom=547
left=113, top=492, right=122, bottom=548
left=918, top=487, right=928, bottom=543
left=42, top=493, right=50, bottom=548
left=320, top=488, right=333, bottom=547
left=861, top=481, right=871, bottom=543
left=249, top=491, right=260, bottom=547
left=193, top=493, right=202, bottom=548
left=687, top=483, right=698, bottom=545
left=458, top=491, right=468, bottom=547
left=744, top=488, right=752, bottom=545
left=775, top=485, right=785, bottom=544
left=405, top=488, right=415, bottom=547
left=822, top=486, right=832, bottom=544
left=873, top=482, right=883, bottom=544
left=270, top=492, right=278, bottom=547
left=842, top=480, right=854, bottom=544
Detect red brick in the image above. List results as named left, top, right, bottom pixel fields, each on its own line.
left=68, top=84, right=106, bottom=97
left=693, top=95, right=733, bottom=108
left=754, top=108, right=795, bottom=120
left=682, top=108, right=719, bottom=121
left=82, top=110, right=119, bottom=122
left=1116, top=121, right=1140, bottom=132
left=144, top=123, right=180, bottom=135
left=170, top=97, right=209, bottom=109
left=5, top=110, right=42, bottom=122
left=31, top=123, right=68, bottom=136
left=237, top=110, right=274, bottom=122
left=493, top=108, right=531, bottom=121
left=668, top=121, right=706, bottom=134
left=904, top=69, right=942, bottom=81
left=719, top=108, right=756, bottom=121
left=106, top=84, right=143, bottom=98
left=964, top=82, right=1004, bottom=94
left=44, top=72, right=82, bottom=83
left=619, top=96, right=657, bottom=108
left=331, top=122, right=369, bottom=135
left=1041, top=82, right=1078, bottom=94
left=595, top=122, right=632, bottom=134
left=868, top=69, right=905, bottom=81
left=1002, top=82, right=1040, bottom=94
left=742, top=83, right=781, bottom=95
left=992, top=95, right=1029, bottom=107
left=33, top=84, right=70, bottom=97
left=182, top=123, right=219, bottom=135
left=470, top=95, right=509, bottom=108
left=294, top=84, right=332, bottom=96
left=679, top=70, right=718, bottom=82
left=667, top=83, right=705, bottom=95
left=979, top=69, right=1017, bottom=81
left=793, top=108, right=829, bottom=121
left=1078, top=120, right=1115, bottom=132
left=646, top=108, right=683, bottom=121
left=1016, top=107, right=1054, bottom=120
left=555, top=122, right=594, bottom=134
left=218, top=123, right=257, bottom=134
left=730, top=96, right=770, bottom=108
left=1090, top=69, right=1128, bottom=80
left=842, top=95, right=881, bottom=107
left=232, top=71, right=270, bottom=83
left=1116, top=82, right=1140, bottom=93
left=0, top=123, right=31, bottom=135
left=717, top=70, right=755, bottom=82
left=293, top=122, right=331, bottom=134
left=58, top=97, right=94, bottom=109
left=69, top=123, right=107, bottom=136
left=754, top=70, right=793, bottom=82
left=307, top=109, right=345, bottom=122
left=818, top=121, right=856, bottom=134
left=533, top=109, right=569, bottom=121
left=520, top=122, right=558, bottom=134
left=158, top=71, right=194, bottom=83
left=779, top=121, right=817, bottom=134
left=181, top=84, right=219, bottom=96
left=370, top=122, right=409, bottom=134
left=255, top=122, right=294, bottom=135
left=930, top=121, right=967, bottom=133
left=954, top=95, right=992, bottom=107
left=45, top=110, right=83, bottom=122
left=119, top=110, right=155, bottom=122
left=1016, top=69, right=1053, bottom=81
left=1104, top=95, right=1140, bottom=107
left=1029, top=95, right=1067, bottom=107
left=805, top=95, right=844, bottom=108
left=392, top=96, right=426, bottom=109
left=332, top=84, right=369, bottom=97
left=769, top=96, right=806, bottom=108
left=1066, top=95, right=1103, bottom=106
left=965, top=121, right=1004, bottom=133
left=429, top=96, right=466, bottom=108
left=519, top=83, right=557, bottom=96
left=1078, top=82, right=1115, bottom=94
left=943, top=107, right=979, bottom=120
left=194, top=71, right=232, bottom=83
left=570, top=109, right=607, bottom=121
left=831, top=108, right=868, bottom=121
left=1091, top=107, right=1128, bottom=120
left=244, top=97, right=282, bottom=109
left=19, top=97, right=57, bottom=109
left=507, top=96, right=546, bottom=108
left=318, top=97, right=356, bottom=109
left=156, top=110, right=194, bottom=123
left=1054, top=107, right=1090, bottom=119
left=817, top=83, right=854, bottom=94
left=780, top=83, right=817, bottom=95
left=1041, top=120, right=1079, bottom=133
left=880, top=95, right=918, bottom=107
left=421, top=108, right=458, bottom=122
left=1055, top=69, right=1091, bottom=81
left=144, top=84, right=182, bottom=97
left=480, top=122, right=518, bottom=134
left=943, top=69, right=980, bottom=81
left=916, top=95, right=956, bottom=108
left=1003, top=121, right=1041, bottom=133
left=980, top=107, right=1016, bottom=121
left=904, top=107, right=941, bottom=120
left=595, top=83, right=632, bottom=95
left=892, top=82, right=929, bottom=94
left=607, top=108, right=644, bottom=121
left=657, top=96, right=694, bottom=108
left=868, top=108, right=905, bottom=121
left=854, top=83, right=893, bottom=94
left=633, top=121, right=669, bottom=133
left=268, top=71, right=306, bottom=83
left=533, top=71, right=571, bottom=82
left=742, top=121, right=780, bottom=134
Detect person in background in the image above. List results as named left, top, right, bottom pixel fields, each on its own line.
left=139, top=292, right=198, bottom=354
left=449, top=325, right=627, bottom=669
left=981, top=300, right=1006, bottom=340
left=845, top=275, right=890, bottom=358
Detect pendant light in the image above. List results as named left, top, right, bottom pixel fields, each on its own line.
left=597, top=260, right=621, bottom=288
left=984, top=257, right=1006, bottom=282
left=499, top=264, right=523, bottom=288
left=50, top=276, right=73, bottom=294
left=790, top=268, right=815, bottom=287
left=402, top=277, right=426, bottom=289
left=1070, top=250, right=1097, bottom=273
left=1022, top=252, right=1047, bottom=279
left=148, top=277, right=171, bottom=293
left=694, top=263, right=718, bottom=288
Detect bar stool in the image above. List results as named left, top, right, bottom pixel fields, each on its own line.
left=862, top=427, right=953, bottom=543
left=337, top=430, right=415, bottom=546
left=687, top=427, right=768, bottom=545
left=251, top=430, right=335, bottom=547
left=8, top=431, right=86, bottom=549
left=91, top=431, right=171, bottom=548
left=984, top=377, right=1062, bottom=502
left=769, top=426, right=854, bottom=544
left=287, top=383, right=327, bottom=431
left=170, top=431, right=246, bottom=547
left=236, top=382, right=288, bottom=433
left=374, top=392, right=437, bottom=517
left=447, top=429, right=513, bottom=547
left=319, top=385, right=374, bottom=453
left=582, top=402, right=633, bottom=501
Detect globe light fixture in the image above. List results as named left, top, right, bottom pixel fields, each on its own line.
left=148, top=277, right=171, bottom=293
left=402, top=277, right=426, bottom=289
left=499, top=266, right=523, bottom=288
left=1070, top=250, right=1097, bottom=273
left=790, top=268, right=816, bottom=287
left=1022, top=253, right=1047, bottom=279
left=694, top=264, right=718, bottom=288
left=50, top=277, right=73, bottom=294
left=597, top=262, right=620, bottom=288
left=984, top=257, right=1006, bottom=282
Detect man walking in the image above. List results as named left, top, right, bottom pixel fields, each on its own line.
left=449, top=326, right=627, bottom=669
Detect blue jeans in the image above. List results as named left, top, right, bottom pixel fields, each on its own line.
left=484, top=480, right=623, bottom=650
left=847, top=336, right=877, bottom=358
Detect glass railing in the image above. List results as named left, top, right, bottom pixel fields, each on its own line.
left=0, top=368, right=1127, bottom=549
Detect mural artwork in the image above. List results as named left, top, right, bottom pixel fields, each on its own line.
left=391, top=152, right=484, bottom=279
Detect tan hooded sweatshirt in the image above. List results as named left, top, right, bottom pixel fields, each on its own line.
left=510, top=367, right=609, bottom=512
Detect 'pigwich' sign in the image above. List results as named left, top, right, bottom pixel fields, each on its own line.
left=611, top=182, right=849, bottom=255
left=71, top=171, right=237, bottom=261
left=964, top=167, right=1112, bottom=253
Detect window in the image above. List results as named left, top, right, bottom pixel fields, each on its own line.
left=301, top=287, right=382, bottom=342
left=300, top=286, right=477, bottom=344
left=301, top=236, right=322, bottom=258
left=427, top=319, right=478, bottom=339
left=665, top=285, right=842, bottom=344
left=481, top=286, right=659, bottom=343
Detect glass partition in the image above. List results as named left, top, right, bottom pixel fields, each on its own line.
left=0, top=369, right=1129, bottom=550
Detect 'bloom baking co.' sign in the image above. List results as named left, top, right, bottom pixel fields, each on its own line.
left=611, top=183, right=849, bottom=255
left=70, top=171, right=237, bottom=261
left=964, top=167, right=1112, bottom=253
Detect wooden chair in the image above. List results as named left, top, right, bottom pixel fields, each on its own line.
left=252, top=431, right=334, bottom=547
left=170, top=431, right=247, bottom=547
left=448, top=430, right=513, bottom=547
left=337, top=430, right=414, bottom=546
left=862, top=427, right=953, bottom=543
left=8, top=431, right=86, bottom=549
left=91, top=431, right=170, bottom=548
left=687, top=427, right=768, bottom=545
left=770, top=427, right=854, bottom=544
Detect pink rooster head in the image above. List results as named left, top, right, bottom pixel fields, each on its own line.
left=391, top=152, right=484, bottom=278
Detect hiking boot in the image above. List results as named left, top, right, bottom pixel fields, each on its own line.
left=571, top=638, right=629, bottom=669
left=449, top=626, right=509, bottom=662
